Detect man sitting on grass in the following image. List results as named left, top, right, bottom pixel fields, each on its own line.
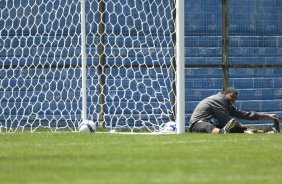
left=189, top=87, right=280, bottom=134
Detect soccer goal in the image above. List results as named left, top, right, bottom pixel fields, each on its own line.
left=0, top=0, right=185, bottom=133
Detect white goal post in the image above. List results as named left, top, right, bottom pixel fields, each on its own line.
left=0, top=0, right=185, bottom=133
left=175, top=0, right=185, bottom=133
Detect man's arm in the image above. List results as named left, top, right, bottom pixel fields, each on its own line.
left=229, top=106, right=259, bottom=120
left=256, top=113, right=279, bottom=120
left=230, top=105, right=279, bottom=121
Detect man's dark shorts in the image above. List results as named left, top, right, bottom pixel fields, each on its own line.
left=189, top=121, right=216, bottom=133
left=189, top=121, right=247, bottom=133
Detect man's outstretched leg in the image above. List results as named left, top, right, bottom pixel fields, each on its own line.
left=211, top=119, right=237, bottom=134
left=219, top=119, right=237, bottom=134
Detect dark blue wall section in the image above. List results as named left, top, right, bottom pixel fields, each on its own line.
left=185, top=0, right=282, bottom=125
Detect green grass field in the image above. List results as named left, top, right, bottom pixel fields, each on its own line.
left=0, top=133, right=281, bottom=184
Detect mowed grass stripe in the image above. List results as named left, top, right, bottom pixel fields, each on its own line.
left=0, top=133, right=281, bottom=184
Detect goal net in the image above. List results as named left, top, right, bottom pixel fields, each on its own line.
left=0, top=0, right=180, bottom=133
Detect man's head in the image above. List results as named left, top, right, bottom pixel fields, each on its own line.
left=223, top=87, right=238, bottom=105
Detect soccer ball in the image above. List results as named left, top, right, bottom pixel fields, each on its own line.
left=160, top=121, right=177, bottom=134
left=78, top=120, right=96, bottom=133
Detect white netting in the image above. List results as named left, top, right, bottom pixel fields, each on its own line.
left=0, top=0, right=176, bottom=132
left=0, top=0, right=82, bottom=132
left=86, top=0, right=176, bottom=132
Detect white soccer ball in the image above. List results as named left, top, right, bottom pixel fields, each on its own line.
left=78, top=120, right=96, bottom=133
left=160, top=121, right=177, bottom=134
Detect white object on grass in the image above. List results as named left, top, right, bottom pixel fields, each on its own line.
left=160, top=121, right=177, bottom=134
left=79, top=120, right=96, bottom=133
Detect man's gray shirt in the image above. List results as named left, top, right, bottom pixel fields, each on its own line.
left=189, top=92, right=259, bottom=128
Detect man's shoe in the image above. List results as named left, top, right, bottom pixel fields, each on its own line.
left=272, top=119, right=280, bottom=133
left=221, top=119, right=237, bottom=134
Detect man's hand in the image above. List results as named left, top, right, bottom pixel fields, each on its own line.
left=267, top=114, right=279, bottom=120
left=259, top=113, right=279, bottom=120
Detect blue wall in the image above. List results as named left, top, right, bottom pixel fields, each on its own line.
left=184, top=0, right=282, bottom=124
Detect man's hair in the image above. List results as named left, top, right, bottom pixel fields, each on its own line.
left=223, top=87, right=238, bottom=95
